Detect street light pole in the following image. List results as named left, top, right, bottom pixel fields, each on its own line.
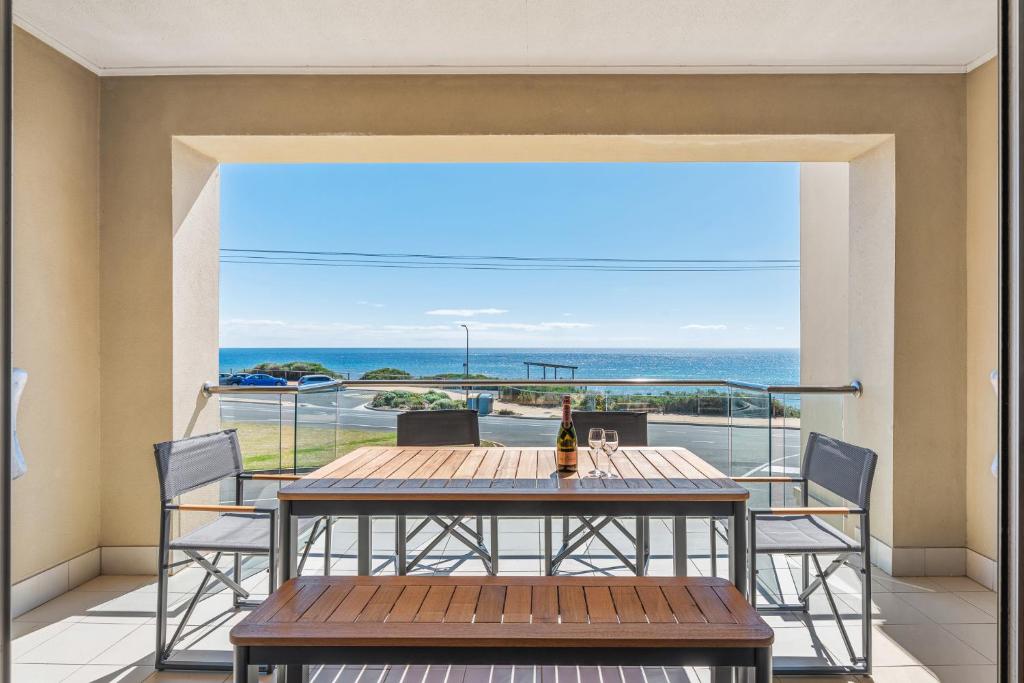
left=460, top=324, right=470, bottom=402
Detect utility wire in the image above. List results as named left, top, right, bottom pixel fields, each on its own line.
left=220, top=258, right=798, bottom=273
left=221, top=247, right=797, bottom=265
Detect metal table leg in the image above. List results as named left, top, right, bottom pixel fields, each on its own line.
left=278, top=500, right=296, bottom=585
left=233, top=646, right=256, bottom=683
left=357, top=515, right=371, bottom=575
left=731, top=501, right=748, bottom=597
left=673, top=516, right=688, bottom=576
left=755, top=647, right=772, bottom=683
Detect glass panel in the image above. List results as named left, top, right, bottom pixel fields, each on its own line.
left=294, top=384, right=341, bottom=471
left=219, top=391, right=285, bottom=472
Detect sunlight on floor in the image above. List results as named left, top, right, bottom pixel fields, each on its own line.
left=12, top=518, right=996, bottom=682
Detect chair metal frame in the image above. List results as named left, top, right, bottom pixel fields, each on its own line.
left=745, top=432, right=877, bottom=677
left=544, top=411, right=662, bottom=576
left=392, top=410, right=497, bottom=575
left=153, top=430, right=327, bottom=672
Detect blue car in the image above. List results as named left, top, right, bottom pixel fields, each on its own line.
left=239, top=373, right=287, bottom=387
left=223, top=373, right=250, bottom=385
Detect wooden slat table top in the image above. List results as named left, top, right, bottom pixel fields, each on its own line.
left=230, top=577, right=773, bottom=648
left=279, top=447, right=748, bottom=501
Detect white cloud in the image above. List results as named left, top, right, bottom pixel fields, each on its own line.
left=681, top=324, right=727, bottom=331
left=356, top=300, right=384, bottom=308
left=459, top=321, right=594, bottom=331
left=425, top=308, right=509, bottom=317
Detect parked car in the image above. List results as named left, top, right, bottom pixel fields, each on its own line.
left=298, top=374, right=334, bottom=387
left=218, top=373, right=232, bottom=385
left=239, top=373, right=287, bottom=387
left=223, top=373, right=251, bottom=385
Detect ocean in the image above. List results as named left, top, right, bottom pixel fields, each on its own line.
left=219, top=348, right=799, bottom=387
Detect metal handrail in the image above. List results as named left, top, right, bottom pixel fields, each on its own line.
left=204, top=378, right=862, bottom=396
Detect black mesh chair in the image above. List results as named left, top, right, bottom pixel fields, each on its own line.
left=747, top=432, right=878, bottom=675
left=394, top=410, right=497, bottom=574
left=544, top=411, right=652, bottom=575
left=153, top=430, right=326, bottom=672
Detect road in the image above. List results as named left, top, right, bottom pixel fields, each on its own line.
left=219, top=390, right=801, bottom=477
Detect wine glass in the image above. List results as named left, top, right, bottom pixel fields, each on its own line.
left=602, top=429, right=619, bottom=478
left=587, top=428, right=605, bottom=477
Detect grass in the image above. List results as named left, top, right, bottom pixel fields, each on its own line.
left=224, top=421, right=396, bottom=471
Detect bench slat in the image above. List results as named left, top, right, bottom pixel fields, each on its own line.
left=231, top=577, right=772, bottom=648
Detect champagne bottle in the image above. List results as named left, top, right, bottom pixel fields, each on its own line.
left=556, top=394, right=578, bottom=473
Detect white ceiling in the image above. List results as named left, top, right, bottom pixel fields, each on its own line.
left=14, top=0, right=997, bottom=76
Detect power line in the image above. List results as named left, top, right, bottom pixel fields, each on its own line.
left=221, top=247, right=798, bottom=265
left=220, top=257, right=798, bottom=273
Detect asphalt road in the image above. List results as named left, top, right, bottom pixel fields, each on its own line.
left=219, top=390, right=801, bottom=477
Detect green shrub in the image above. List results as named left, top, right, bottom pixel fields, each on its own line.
left=360, top=367, right=413, bottom=380
left=395, top=395, right=427, bottom=410
left=430, top=398, right=459, bottom=410
left=371, top=391, right=397, bottom=407
left=422, top=390, right=449, bottom=404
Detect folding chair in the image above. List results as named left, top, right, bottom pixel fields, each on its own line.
left=747, top=432, right=878, bottom=675
left=544, top=411, right=654, bottom=575
left=393, top=409, right=497, bottom=574
left=153, top=429, right=327, bottom=672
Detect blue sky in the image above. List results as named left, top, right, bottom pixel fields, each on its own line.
left=219, top=162, right=799, bottom=348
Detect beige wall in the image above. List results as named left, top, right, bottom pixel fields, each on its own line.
left=965, top=59, right=999, bottom=563
left=12, top=30, right=100, bottom=583
left=799, top=163, right=851, bottom=448
left=97, top=71, right=967, bottom=553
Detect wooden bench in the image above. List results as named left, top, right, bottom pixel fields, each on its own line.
left=230, top=576, right=773, bottom=683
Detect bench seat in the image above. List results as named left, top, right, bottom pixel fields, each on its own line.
left=230, top=576, right=772, bottom=683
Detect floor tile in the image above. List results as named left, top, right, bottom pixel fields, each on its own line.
left=17, top=622, right=140, bottom=665
left=928, top=577, right=990, bottom=592
left=954, top=590, right=997, bottom=616
left=89, top=624, right=158, bottom=665
left=65, top=663, right=155, bottom=682
left=838, top=590, right=933, bottom=625
left=940, top=623, right=997, bottom=662
left=143, top=671, right=228, bottom=682
left=12, top=620, right=75, bottom=660
left=899, top=593, right=995, bottom=624
left=874, top=624, right=993, bottom=666
left=11, top=662, right=82, bottom=682
left=75, top=576, right=156, bottom=593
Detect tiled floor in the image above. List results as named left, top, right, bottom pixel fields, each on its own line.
left=12, top=518, right=996, bottom=682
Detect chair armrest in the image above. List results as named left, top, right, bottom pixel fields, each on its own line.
left=750, top=506, right=864, bottom=516
left=238, top=473, right=302, bottom=481
left=733, top=476, right=805, bottom=483
left=166, top=503, right=277, bottom=514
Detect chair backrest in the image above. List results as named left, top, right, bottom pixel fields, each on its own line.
left=396, top=409, right=481, bottom=447
left=571, top=411, right=649, bottom=447
left=153, top=429, right=243, bottom=503
left=802, top=432, right=878, bottom=510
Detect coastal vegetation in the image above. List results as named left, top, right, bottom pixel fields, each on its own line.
left=360, top=367, right=413, bottom=380
left=245, top=360, right=339, bottom=376
left=371, top=389, right=467, bottom=411
left=358, top=366, right=800, bottom=418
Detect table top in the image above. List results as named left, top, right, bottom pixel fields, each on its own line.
left=278, top=446, right=749, bottom=502
left=230, top=576, right=772, bottom=648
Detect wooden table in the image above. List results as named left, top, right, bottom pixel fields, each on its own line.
left=277, top=447, right=750, bottom=595
left=232, top=576, right=772, bottom=683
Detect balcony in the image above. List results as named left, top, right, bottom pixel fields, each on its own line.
left=4, top=2, right=1006, bottom=682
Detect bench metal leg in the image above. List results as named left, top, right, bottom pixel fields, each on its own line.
left=755, top=647, right=772, bottom=683
left=283, top=664, right=309, bottom=683
left=673, top=516, right=687, bottom=576
left=233, top=646, right=256, bottom=683
left=543, top=515, right=553, bottom=575
left=710, top=667, right=732, bottom=683
left=358, top=515, right=371, bottom=575
left=490, top=516, right=500, bottom=574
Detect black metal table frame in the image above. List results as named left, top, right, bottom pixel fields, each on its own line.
left=234, top=643, right=772, bottom=683
left=277, top=498, right=749, bottom=594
